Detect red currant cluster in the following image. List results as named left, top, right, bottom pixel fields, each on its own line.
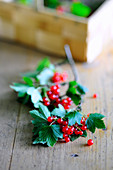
left=47, top=116, right=87, bottom=143
left=52, top=72, right=68, bottom=83
left=43, top=85, right=72, bottom=109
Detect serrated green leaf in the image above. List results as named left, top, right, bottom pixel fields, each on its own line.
left=27, top=87, right=42, bottom=104
left=89, top=113, right=105, bottom=120
left=86, top=118, right=96, bottom=133
left=77, top=84, right=88, bottom=95
left=67, top=92, right=81, bottom=105
left=86, top=113, right=106, bottom=133
left=10, top=83, right=29, bottom=93
left=34, top=103, right=50, bottom=119
left=18, top=92, right=26, bottom=97
left=70, top=135, right=80, bottom=142
left=82, top=130, right=87, bottom=137
left=66, top=111, right=82, bottom=125
left=36, top=58, right=51, bottom=71
left=33, top=126, right=57, bottom=147
left=51, top=124, right=63, bottom=138
left=51, top=104, right=66, bottom=117
left=37, top=68, right=54, bottom=85
left=23, top=77, right=33, bottom=86
left=20, top=71, right=39, bottom=79
left=69, top=81, right=78, bottom=87
left=29, top=110, right=40, bottom=119
left=94, top=119, right=106, bottom=129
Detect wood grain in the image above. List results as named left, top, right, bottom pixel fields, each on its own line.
left=0, top=41, right=113, bottom=170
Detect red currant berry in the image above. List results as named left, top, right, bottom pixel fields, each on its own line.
left=53, top=116, right=57, bottom=119
left=43, top=97, right=48, bottom=102
left=81, top=126, right=87, bottom=131
left=51, top=85, right=57, bottom=92
left=57, top=118, right=63, bottom=124
left=62, top=99, right=68, bottom=104
left=47, top=91, right=52, bottom=96
left=64, top=105, right=70, bottom=110
left=56, top=84, right=60, bottom=89
left=56, top=98, right=60, bottom=103
left=93, top=93, right=98, bottom=98
left=81, top=119, right=85, bottom=125
left=70, top=126, right=75, bottom=131
left=60, top=72, right=68, bottom=82
left=44, top=101, right=50, bottom=106
left=49, top=94, right=56, bottom=100
left=74, top=129, right=79, bottom=135
left=65, top=137, right=70, bottom=143
left=47, top=116, right=53, bottom=123
left=63, top=133, right=68, bottom=138
left=66, top=97, right=71, bottom=102
left=87, top=139, right=94, bottom=146
left=79, top=131, right=83, bottom=136
left=54, top=88, right=60, bottom=95
left=62, top=121, right=68, bottom=126
left=68, top=100, right=73, bottom=105
left=62, top=126, right=68, bottom=133
left=87, top=113, right=90, bottom=117
left=67, top=128, right=73, bottom=135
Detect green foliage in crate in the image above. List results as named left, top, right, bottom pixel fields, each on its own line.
left=71, top=2, right=91, bottom=17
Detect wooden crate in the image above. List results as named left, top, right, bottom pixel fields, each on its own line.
left=0, top=1, right=113, bottom=62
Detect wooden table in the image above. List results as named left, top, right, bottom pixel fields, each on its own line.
left=0, top=41, right=113, bottom=170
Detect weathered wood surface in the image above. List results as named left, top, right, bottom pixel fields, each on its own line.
left=0, top=41, right=113, bottom=170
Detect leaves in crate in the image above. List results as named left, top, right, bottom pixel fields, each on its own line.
left=86, top=113, right=106, bottom=133
left=23, top=77, right=33, bottom=86
left=71, top=2, right=91, bottom=17
left=37, top=68, right=54, bottom=85
left=65, top=111, right=82, bottom=126
left=51, top=104, right=66, bottom=117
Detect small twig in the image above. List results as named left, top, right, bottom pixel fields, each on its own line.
left=64, top=44, right=79, bottom=82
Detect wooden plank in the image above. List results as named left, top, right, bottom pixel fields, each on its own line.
left=0, top=42, right=28, bottom=170
left=2, top=42, right=111, bottom=170
left=0, top=41, right=113, bottom=170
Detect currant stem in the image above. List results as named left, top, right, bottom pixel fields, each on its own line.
left=64, top=44, right=79, bottom=82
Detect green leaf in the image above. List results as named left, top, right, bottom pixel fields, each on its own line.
left=23, top=77, right=33, bottom=86
left=86, top=118, right=96, bottom=133
left=70, top=135, right=80, bottom=142
left=66, top=111, right=82, bottom=126
left=82, top=130, right=87, bottom=137
left=67, top=93, right=81, bottom=106
left=33, top=126, right=57, bottom=147
left=51, top=104, right=66, bottom=117
left=20, top=71, right=39, bottom=79
left=94, top=119, right=106, bottom=129
left=37, top=68, right=54, bottom=85
left=10, top=83, right=29, bottom=93
left=77, top=84, right=88, bottom=95
left=69, top=81, right=78, bottom=87
left=51, top=124, right=63, bottom=139
left=86, top=113, right=106, bottom=133
left=71, top=2, right=91, bottom=17
left=29, top=110, right=40, bottom=119
left=34, top=103, right=50, bottom=119
left=89, top=113, right=105, bottom=120
left=36, top=58, right=50, bottom=71
left=27, top=87, right=42, bottom=104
